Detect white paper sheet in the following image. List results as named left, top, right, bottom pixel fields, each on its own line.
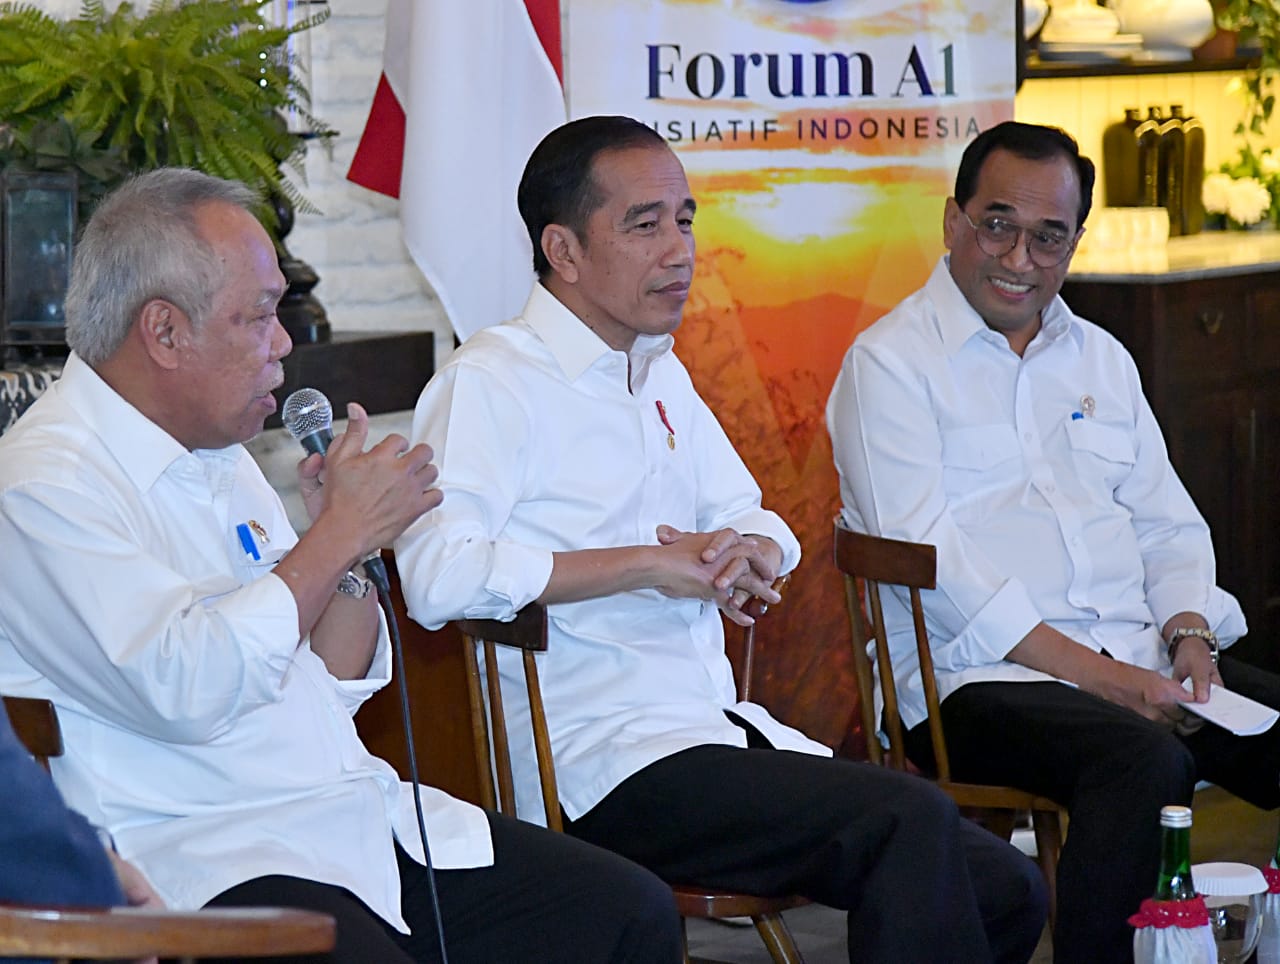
left=1178, top=679, right=1280, bottom=736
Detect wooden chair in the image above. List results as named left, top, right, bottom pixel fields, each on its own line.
left=832, top=522, right=1065, bottom=929
left=1, top=695, right=336, bottom=962
left=458, top=594, right=809, bottom=964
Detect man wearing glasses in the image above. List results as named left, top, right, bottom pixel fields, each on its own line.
left=827, top=120, right=1280, bottom=964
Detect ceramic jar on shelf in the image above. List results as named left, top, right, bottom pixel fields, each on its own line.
left=1107, top=0, right=1217, bottom=61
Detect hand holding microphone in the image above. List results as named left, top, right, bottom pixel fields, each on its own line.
left=282, top=388, right=442, bottom=588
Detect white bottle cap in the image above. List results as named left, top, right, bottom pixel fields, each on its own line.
left=1161, top=804, right=1193, bottom=828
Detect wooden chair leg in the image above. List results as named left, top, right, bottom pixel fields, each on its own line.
left=753, top=911, right=804, bottom=964
left=1032, top=808, right=1062, bottom=932
left=680, top=916, right=692, bottom=964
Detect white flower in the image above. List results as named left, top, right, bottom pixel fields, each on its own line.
left=1262, top=151, right=1280, bottom=177
left=1203, top=172, right=1236, bottom=215
left=1226, top=176, right=1273, bottom=225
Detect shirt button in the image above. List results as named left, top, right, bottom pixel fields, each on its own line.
left=1044, top=483, right=1055, bottom=493
left=1023, top=432, right=1032, bottom=442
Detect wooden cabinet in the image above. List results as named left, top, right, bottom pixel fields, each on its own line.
left=1061, top=270, right=1280, bottom=669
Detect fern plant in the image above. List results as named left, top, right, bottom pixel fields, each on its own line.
left=0, top=0, right=333, bottom=223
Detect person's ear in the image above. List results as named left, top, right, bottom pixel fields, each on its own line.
left=138, top=299, right=188, bottom=370
left=942, top=197, right=962, bottom=251
left=541, top=223, right=582, bottom=284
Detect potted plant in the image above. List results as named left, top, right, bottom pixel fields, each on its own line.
left=1217, top=0, right=1279, bottom=138
left=1197, top=0, right=1280, bottom=227
left=0, top=0, right=333, bottom=225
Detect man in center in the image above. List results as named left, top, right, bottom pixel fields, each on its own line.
left=395, top=114, right=1048, bottom=963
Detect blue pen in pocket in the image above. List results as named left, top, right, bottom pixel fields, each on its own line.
left=236, top=522, right=261, bottom=561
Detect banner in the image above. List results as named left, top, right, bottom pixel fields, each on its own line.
left=565, top=0, right=1013, bottom=749
left=349, top=0, right=566, bottom=340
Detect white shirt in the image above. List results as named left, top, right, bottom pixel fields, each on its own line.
left=395, top=284, right=827, bottom=822
left=826, top=257, right=1246, bottom=732
left=0, top=353, right=492, bottom=931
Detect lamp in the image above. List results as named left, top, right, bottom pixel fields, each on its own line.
left=0, top=169, right=76, bottom=352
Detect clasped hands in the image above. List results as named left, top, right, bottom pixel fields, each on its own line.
left=653, top=524, right=783, bottom=626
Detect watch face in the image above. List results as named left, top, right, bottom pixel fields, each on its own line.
left=337, top=570, right=372, bottom=599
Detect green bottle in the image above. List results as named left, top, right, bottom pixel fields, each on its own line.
left=1155, top=804, right=1197, bottom=900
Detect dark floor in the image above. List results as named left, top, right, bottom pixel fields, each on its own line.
left=685, top=785, right=1278, bottom=963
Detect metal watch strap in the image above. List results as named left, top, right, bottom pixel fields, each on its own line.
left=1168, top=627, right=1219, bottom=665
left=336, top=569, right=373, bottom=599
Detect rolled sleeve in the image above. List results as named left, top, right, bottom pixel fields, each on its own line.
left=483, top=540, right=556, bottom=617
left=935, top=578, right=1043, bottom=672
left=323, top=609, right=393, bottom=713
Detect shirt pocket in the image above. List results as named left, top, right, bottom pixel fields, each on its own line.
left=939, top=425, right=1021, bottom=516
left=1066, top=419, right=1135, bottom=492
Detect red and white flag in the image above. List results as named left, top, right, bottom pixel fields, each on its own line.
left=348, top=0, right=565, bottom=340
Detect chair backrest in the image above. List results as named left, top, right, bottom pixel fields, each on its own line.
left=833, top=520, right=958, bottom=782
left=3, top=694, right=63, bottom=771
left=458, top=605, right=560, bottom=828
left=458, top=584, right=784, bottom=832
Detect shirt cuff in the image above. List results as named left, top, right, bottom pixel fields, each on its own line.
left=469, top=540, right=555, bottom=619
left=329, top=610, right=392, bottom=711
left=1148, top=581, right=1248, bottom=648
left=936, top=578, right=1043, bottom=672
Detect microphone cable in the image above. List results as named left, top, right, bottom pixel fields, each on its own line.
left=366, top=558, right=450, bottom=964
left=282, top=387, right=449, bottom=961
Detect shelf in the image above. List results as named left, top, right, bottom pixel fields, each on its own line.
left=1022, top=51, right=1257, bottom=81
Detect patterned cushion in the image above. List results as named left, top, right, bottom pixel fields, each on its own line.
left=0, top=364, right=61, bottom=436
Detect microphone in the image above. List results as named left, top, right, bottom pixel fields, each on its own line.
left=281, top=387, right=389, bottom=594
left=281, top=387, right=333, bottom=456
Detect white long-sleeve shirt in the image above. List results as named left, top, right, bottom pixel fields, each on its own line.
left=0, top=353, right=491, bottom=931
left=826, top=257, right=1246, bottom=731
left=395, top=283, right=827, bottom=823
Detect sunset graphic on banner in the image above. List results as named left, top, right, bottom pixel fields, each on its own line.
left=565, top=0, right=1013, bottom=750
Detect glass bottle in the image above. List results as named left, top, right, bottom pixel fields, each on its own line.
left=1258, top=823, right=1280, bottom=964
left=1102, top=108, right=1143, bottom=207
left=1136, top=107, right=1164, bottom=209
left=1158, top=109, right=1186, bottom=236
left=1156, top=804, right=1197, bottom=900
left=1174, top=105, right=1206, bottom=236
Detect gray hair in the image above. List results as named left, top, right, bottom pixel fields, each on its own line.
left=65, top=168, right=262, bottom=365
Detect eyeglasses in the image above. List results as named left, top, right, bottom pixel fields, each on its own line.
left=960, top=211, right=1078, bottom=268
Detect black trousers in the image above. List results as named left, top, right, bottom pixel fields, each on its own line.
left=564, top=720, right=1049, bottom=964
left=904, top=655, right=1280, bottom=964
left=204, top=811, right=681, bottom=963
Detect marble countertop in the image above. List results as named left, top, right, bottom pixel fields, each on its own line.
left=1068, top=228, right=1280, bottom=282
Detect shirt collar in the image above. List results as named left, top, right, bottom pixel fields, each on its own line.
left=520, top=283, right=675, bottom=385
left=928, top=255, right=1084, bottom=356
left=57, top=353, right=234, bottom=493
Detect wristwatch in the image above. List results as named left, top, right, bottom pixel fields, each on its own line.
left=336, top=568, right=374, bottom=599
left=1167, top=627, right=1219, bottom=666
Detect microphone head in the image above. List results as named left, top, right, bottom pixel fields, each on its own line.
left=282, top=389, right=334, bottom=455
left=282, top=388, right=333, bottom=441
